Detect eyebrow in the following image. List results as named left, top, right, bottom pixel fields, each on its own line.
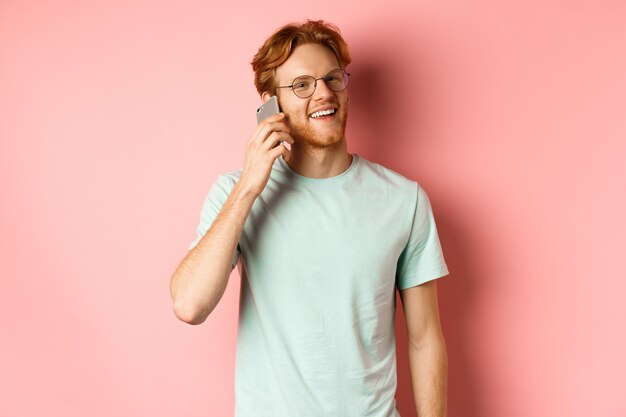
left=290, top=67, right=343, bottom=80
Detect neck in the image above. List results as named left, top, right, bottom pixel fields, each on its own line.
left=283, top=139, right=352, bottom=179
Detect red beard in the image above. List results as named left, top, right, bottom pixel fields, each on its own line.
left=288, top=107, right=349, bottom=149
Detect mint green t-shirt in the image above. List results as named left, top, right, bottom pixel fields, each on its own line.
left=189, top=153, right=449, bottom=417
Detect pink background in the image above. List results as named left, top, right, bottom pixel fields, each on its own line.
left=2, top=1, right=625, bottom=416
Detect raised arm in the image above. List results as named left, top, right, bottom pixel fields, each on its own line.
left=169, top=112, right=293, bottom=325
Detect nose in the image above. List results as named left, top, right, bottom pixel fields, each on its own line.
left=312, top=78, right=334, bottom=100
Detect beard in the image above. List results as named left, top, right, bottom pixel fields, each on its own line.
left=288, top=107, right=349, bottom=150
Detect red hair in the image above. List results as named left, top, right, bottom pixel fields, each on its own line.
left=251, top=20, right=351, bottom=96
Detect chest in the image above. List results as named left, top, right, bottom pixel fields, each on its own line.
left=240, top=185, right=410, bottom=287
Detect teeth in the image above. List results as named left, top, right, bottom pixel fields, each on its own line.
left=310, top=108, right=336, bottom=118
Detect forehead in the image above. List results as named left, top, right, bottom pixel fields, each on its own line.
left=275, top=43, right=341, bottom=82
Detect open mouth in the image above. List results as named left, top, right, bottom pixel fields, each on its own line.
left=309, top=108, right=336, bottom=119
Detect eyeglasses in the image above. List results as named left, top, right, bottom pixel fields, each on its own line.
left=275, top=69, right=351, bottom=98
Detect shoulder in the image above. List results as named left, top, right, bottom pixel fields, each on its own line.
left=356, top=154, right=421, bottom=196
left=197, top=169, right=243, bottom=206
left=213, top=168, right=243, bottom=191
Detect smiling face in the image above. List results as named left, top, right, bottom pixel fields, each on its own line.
left=263, top=43, right=349, bottom=150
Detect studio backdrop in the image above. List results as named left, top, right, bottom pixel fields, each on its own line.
left=1, top=1, right=624, bottom=416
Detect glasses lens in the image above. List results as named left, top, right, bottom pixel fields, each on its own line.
left=325, top=70, right=348, bottom=92
left=292, top=76, right=315, bottom=98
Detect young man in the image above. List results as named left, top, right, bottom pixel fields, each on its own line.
left=170, top=20, right=450, bottom=417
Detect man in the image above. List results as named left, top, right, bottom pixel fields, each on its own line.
left=170, top=20, right=450, bottom=417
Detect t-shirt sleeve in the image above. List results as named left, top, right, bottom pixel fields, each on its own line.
left=395, top=183, right=450, bottom=290
left=187, top=174, right=240, bottom=270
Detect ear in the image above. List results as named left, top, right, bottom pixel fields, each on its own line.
left=261, top=92, right=272, bottom=103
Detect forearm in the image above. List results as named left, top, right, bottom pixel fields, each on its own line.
left=406, top=334, right=449, bottom=417
left=170, top=181, right=258, bottom=324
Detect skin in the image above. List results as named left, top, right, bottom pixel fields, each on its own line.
left=170, top=41, right=448, bottom=417
left=400, top=280, right=449, bottom=417
left=260, top=43, right=352, bottom=180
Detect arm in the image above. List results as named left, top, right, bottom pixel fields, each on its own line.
left=169, top=181, right=258, bottom=325
left=399, top=279, right=448, bottom=417
left=169, top=112, right=293, bottom=325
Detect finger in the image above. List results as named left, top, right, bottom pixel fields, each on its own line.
left=255, top=113, right=287, bottom=134
left=263, top=112, right=286, bottom=124
left=266, top=120, right=292, bottom=134
left=259, top=120, right=292, bottom=140
left=262, top=131, right=294, bottom=150
left=269, top=141, right=291, bottom=159
left=248, top=119, right=291, bottom=147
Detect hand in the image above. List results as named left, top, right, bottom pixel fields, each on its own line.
left=238, top=112, right=294, bottom=196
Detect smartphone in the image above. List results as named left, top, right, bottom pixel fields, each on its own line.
left=256, top=95, right=280, bottom=124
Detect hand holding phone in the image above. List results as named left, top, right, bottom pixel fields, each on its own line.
left=239, top=96, right=293, bottom=196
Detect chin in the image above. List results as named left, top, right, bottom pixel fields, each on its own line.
left=293, top=113, right=348, bottom=149
left=295, top=128, right=345, bottom=149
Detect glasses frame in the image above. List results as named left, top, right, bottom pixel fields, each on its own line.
left=275, top=68, right=351, bottom=98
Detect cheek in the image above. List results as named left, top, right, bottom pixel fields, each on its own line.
left=290, top=107, right=310, bottom=123
left=282, top=101, right=306, bottom=117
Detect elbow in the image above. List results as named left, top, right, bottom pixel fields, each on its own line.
left=172, top=299, right=209, bottom=325
left=170, top=274, right=209, bottom=325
